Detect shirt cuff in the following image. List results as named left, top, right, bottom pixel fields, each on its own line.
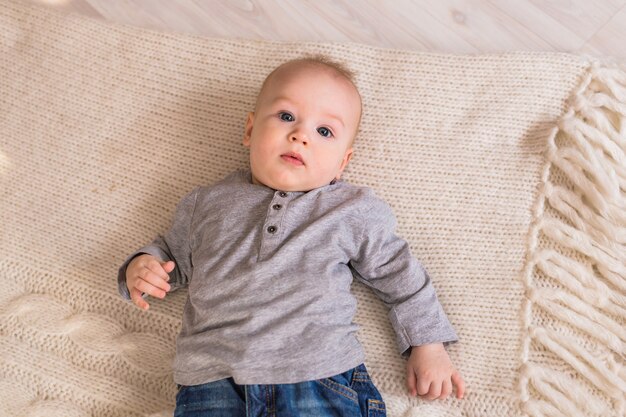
left=390, top=306, right=459, bottom=359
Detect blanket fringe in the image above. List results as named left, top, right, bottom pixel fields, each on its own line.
left=521, top=362, right=608, bottom=416
left=520, top=60, right=626, bottom=417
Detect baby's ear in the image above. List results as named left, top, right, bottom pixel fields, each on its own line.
left=336, top=147, right=354, bottom=178
left=242, top=112, right=255, bottom=147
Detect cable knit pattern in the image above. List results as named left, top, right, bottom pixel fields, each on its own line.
left=0, top=1, right=624, bottom=416
left=5, top=292, right=173, bottom=375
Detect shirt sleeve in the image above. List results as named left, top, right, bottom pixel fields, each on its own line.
left=117, top=187, right=200, bottom=300
left=349, top=196, right=458, bottom=358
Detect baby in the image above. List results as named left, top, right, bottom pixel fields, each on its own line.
left=118, top=55, right=465, bottom=416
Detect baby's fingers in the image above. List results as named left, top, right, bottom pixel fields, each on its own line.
left=417, top=377, right=432, bottom=398
left=452, top=371, right=465, bottom=399
left=439, top=378, right=452, bottom=400
left=138, top=267, right=171, bottom=295
left=134, top=276, right=169, bottom=299
left=425, top=380, right=441, bottom=400
left=130, top=287, right=150, bottom=311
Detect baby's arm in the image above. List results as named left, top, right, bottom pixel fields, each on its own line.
left=117, top=187, right=200, bottom=306
left=125, top=254, right=175, bottom=310
left=349, top=195, right=464, bottom=400
left=406, top=343, right=465, bottom=400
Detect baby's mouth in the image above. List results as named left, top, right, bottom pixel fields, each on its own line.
left=280, top=154, right=304, bottom=166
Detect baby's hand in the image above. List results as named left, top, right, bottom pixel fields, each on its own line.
left=125, top=254, right=175, bottom=311
left=406, top=343, right=465, bottom=400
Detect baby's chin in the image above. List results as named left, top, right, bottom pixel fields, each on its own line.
left=253, top=170, right=334, bottom=192
left=264, top=179, right=317, bottom=192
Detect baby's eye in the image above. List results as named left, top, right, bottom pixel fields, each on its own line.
left=317, top=127, right=333, bottom=138
left=279, top=112, right=294, bottom=122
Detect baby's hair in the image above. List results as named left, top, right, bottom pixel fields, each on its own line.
left=289, top=54, right=357, bottom=85
left=259, top=54, right=359, bottom=97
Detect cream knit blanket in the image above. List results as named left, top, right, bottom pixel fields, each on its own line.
left=1, top=1, right=624, bottom=416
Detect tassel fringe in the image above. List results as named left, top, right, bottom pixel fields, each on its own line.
left=520, top=61, right=626, bottom=417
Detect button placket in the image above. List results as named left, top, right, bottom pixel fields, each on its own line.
left=258, top=190, right=295, bottom=261
left=264, top=191, right=289, bottom=237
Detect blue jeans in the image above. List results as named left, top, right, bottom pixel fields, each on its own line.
left=174, top=363, right=386, bottom=416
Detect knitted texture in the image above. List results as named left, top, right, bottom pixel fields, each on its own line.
left=0, top=1, right=624, bottom=416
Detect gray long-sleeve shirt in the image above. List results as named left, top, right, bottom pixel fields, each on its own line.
left=117, top=168, right=457, bottom=385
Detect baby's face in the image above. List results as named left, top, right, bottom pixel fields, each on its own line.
left=243, top=63, right=361, bottom=192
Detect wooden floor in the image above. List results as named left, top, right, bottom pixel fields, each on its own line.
left=20, top=0, right=626, bottom=60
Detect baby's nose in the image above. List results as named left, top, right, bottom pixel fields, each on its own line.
left=290, top=132, right=308, bottom=145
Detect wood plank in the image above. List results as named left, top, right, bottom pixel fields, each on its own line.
left=398, top=0, right=554, bottom=52
left=528, top=0, right=626, bottom=40
left=579, top=4, right=626, bottom=59
left=488, top=0, right=586, bottom=51
left=18, top=0, right=626, bottom=59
